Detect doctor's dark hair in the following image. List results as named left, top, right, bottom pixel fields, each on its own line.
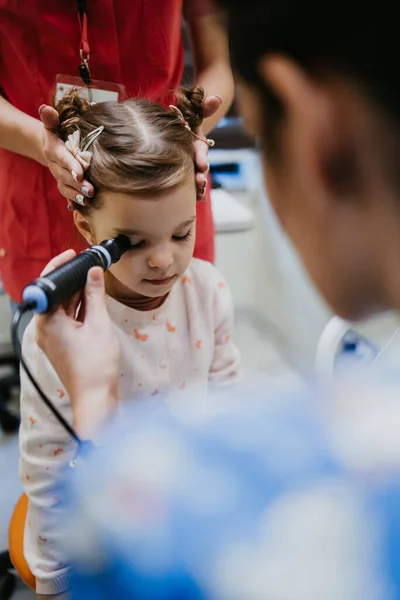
left=54, top=87, right=205, bottom=211
left=220, top=0, right=400, bottom=156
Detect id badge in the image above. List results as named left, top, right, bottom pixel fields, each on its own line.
left=55, top=74, right=127, bottom=104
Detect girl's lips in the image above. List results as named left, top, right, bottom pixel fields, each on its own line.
left=143, top=275, right=176, bottom=286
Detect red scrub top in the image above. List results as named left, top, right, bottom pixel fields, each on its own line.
left=0, top=0, right=215, bottom=302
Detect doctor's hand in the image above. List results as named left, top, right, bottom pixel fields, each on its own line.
left=39, top=105, right=95, bottom=208
left=35, top=251, right=119, bottom=438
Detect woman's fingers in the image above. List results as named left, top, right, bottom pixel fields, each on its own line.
left=48, top=161, right=78, bottom=188
left=55, top=182, right=88, bottom=208
left=76, top=267, right=106, bottom=324
left=193, top=94, right=221, bottom=192
left=38, top=105, right=60, bottom=131
left=195, top=170, right=208, bottom=199
left=201, top=95, right=223, bottom=119
left=47, top=160, right=94, bottom=204
left=64, top=291, right=82, bottom=318
left=194, top=135, right=210, bottom=198
left=40, top=249, right=76, bottom=277
left=48, top=161, right=94, bottom=199
left=43, top=128, right=83, bottom=178
left=194, top=136, right=209, bottom=173
left=45, top=140, right=84, bottom=189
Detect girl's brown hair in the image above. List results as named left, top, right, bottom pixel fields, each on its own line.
left=54, top=87, right=205, bottom=211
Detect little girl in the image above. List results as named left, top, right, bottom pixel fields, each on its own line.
left=19, top=88, right=240, bottom=598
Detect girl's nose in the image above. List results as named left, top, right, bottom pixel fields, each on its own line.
left=148, top=247, right=173, bottom=271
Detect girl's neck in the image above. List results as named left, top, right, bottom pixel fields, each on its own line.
left=105, top=272, right=168, bottom=311
left=112, top=293, right=168, bottom=311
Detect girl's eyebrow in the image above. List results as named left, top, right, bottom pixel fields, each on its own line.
left=113, top=216, right=196, bottom=236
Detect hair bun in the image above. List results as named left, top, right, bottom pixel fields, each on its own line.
left=54, top=88, right=92, bottom=140
left=175, top=86, right=205, bottom=131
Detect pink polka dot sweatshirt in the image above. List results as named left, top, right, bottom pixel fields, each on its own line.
left=19, top=258, right=240, bottom=595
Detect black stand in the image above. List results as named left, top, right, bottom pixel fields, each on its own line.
left=0, top=355, right=20, bottom=598
left=0, top=355, right=20, bottom=434
left=0, top=550, right=16, bottom=599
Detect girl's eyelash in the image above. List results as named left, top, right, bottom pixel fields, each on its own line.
left=129, top=241, right=145, bottom=250
left=128, top=229, right=193, bottom=251
left=172, top=229, right=192, bottom=243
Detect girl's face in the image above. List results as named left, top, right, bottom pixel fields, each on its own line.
left=76, top=177, right=197, bottom=300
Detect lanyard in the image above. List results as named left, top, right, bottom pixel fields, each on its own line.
left=77, top=0, right=92, bottom=85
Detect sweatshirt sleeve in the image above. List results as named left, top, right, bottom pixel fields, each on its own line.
left=19, top=319, right=77, bottom=595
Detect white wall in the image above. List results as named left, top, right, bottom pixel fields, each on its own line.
left=213, top=150, right=331, bottom=373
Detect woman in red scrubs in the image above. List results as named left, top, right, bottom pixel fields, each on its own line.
left=0, top=0, right=234, bottom=304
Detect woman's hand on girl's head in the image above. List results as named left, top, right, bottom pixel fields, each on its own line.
left=38, top=105, right=95, bottom=206
left=35, top=252, right=119, bottom=438
left=194, top=95, right=222, bottom=199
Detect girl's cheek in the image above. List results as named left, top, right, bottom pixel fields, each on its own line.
left=119, top=253, right=141, bottom=275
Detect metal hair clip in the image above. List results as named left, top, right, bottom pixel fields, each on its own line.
left=168, top=105, right=215, bottom=147
left=81, top=125, right=104, bottom=152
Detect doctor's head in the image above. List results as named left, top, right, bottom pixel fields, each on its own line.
left=223, top=0, right=400, bottom=320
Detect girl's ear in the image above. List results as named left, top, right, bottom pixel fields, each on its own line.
left=74, top=210, right=94, bottom=245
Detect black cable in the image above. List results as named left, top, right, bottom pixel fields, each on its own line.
left=12, top=302, right=84, bottom=447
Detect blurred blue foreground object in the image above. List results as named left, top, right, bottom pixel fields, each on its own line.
left=63, top=377, right=400, bottom=600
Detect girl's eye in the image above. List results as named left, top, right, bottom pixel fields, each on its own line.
left=172, top=229, right=192, bottom=243
left=127, top=229, right=192, bottom=250
left=128, top=240, right=146, bottom=251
